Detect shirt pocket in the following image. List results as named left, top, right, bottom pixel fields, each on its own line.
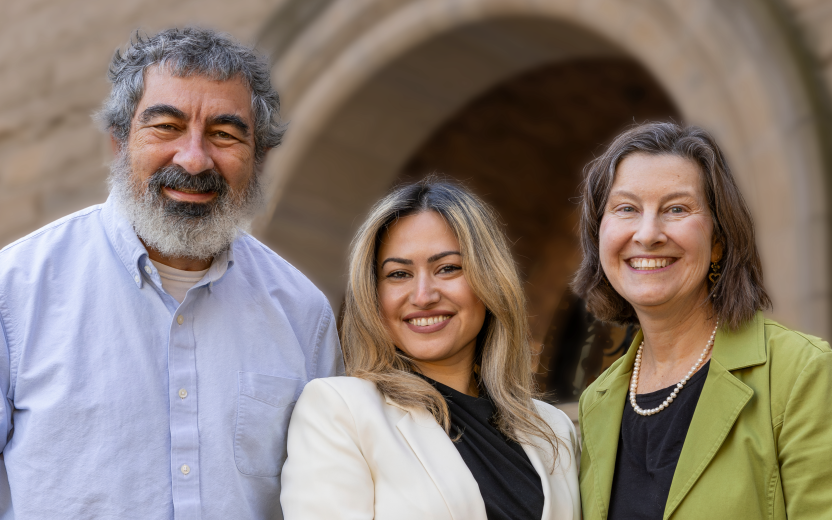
left=234, top=371, right=304, bottom=477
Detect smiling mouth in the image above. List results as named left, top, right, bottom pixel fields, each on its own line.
left=171, top=187, right=211, bottom=194
left=407, top=315, right=451, bottom=327
left=629, top=258, right=677, bottom=270
left=163, top=186, right=218, bottom=202
left=166, top=187, right=216, bottom=195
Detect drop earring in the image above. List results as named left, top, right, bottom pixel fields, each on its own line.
left=708, top=261, right=721, bottom=284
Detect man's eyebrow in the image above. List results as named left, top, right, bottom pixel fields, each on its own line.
left=138, top=104, right=186, bottom=123
left=381, top=257, right=413, bottom=267
left=208, top=114, right=250, bottom=136
left=427, top=251, right=461, bottom=263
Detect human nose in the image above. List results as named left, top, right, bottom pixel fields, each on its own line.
left=410, top=272, right=440, bottom=308
left=632, top=211, right=667, bottom=248
left=173, top=128, right=214, bottom=174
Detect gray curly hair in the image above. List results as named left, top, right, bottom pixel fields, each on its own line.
left=96, top=27, right=283, bottom=164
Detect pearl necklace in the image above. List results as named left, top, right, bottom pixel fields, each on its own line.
left=629, top=321, right=719, bottom=416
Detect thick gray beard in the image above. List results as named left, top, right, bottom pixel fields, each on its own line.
left=108, top=151, right=263, bottom=261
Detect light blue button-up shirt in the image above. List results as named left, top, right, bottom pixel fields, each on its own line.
left=0, top=197, right=344, bottom=519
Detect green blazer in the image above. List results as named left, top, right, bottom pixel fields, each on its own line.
left=579, top=312, right=832, bottom=519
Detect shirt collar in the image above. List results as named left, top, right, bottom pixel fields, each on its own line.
left=204, top=246, right=235, bottom=290
left=101, top=195, right=236, bottom=290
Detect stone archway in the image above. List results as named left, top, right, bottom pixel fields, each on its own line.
left=254, top=0, right=831, bottom=338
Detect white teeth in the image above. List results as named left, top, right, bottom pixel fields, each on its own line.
left=408, top=315, right=451, bottom=327
left=629, top=258, right=674, bottom=270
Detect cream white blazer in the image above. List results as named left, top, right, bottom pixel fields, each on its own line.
left=280, top=376, right=581, bottom=520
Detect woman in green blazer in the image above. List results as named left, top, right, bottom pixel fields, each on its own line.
left=572, top=123, right=832, bottom=519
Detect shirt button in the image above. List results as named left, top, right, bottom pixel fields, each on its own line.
left=144, top=265, right=152, bottom=274
left=181, top=464, right=190, bottom=475
left=177, top=315, right=184, bottom=325
left=179, top=388, right=188, bottom=399
left=134, top=275, right=140, bottom=283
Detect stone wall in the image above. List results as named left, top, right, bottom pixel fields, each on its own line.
left=783, top=0, right=832, bottom=99
left=2, top=0, right=829, bottom=249
left=253, top=0, right=832, bottom=337
left=2, top=0, right=831, bottom=335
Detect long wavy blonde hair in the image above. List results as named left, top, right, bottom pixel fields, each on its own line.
left=342, top=178, right=560, bottom=458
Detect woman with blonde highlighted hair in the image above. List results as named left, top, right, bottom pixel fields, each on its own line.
left=280, top=178, right=580, bottom=519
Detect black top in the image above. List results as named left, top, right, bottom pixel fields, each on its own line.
left=423, top=377, right=544, bottom=520
left=608, top=361, right=710, bottom=520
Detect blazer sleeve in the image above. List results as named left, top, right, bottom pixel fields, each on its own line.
left=577, top=391, right=595, bottom=517
left=778, top=351, right=832, bottom=518
left=557, top=408, right=583, bottom=520
left=280, top=378, right=374, bottom=519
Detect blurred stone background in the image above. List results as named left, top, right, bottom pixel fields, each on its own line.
left=2, top=0, right=831, bottom=403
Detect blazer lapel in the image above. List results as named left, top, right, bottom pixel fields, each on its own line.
left=388, top=396, right=488, bottom=520
left=581, top=330, right=642, bottom=520
left=663, top=315, right=766, bottom=519
left=521, top=438, right=579, bottom=520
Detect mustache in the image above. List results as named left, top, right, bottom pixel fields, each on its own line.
left=147, top=165, right=229, bottom=199
left=109, top=151, right=263, bottom=261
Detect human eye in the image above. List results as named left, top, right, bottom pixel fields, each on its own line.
left=667, top=206, right=687, bottom=215
left=438, top=264, right=462, bottom=275
left=386, top=270, right=410, bottom=279
left=210, top=130, right=241, bottom=144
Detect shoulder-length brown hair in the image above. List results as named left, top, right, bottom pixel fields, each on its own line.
left=342, top=177, right=561, bottom=457
left=572, top=122, right=771, bottom=330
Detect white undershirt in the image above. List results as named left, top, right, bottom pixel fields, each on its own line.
left=149, top=259, right=209, bottom=304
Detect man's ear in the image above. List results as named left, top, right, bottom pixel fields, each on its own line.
left=110, top=135, right=121, bottom=156
left=253, top=147, right=273, bottom=174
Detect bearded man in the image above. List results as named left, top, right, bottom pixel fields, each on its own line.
left=0, top=28, right=343, bottom=519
